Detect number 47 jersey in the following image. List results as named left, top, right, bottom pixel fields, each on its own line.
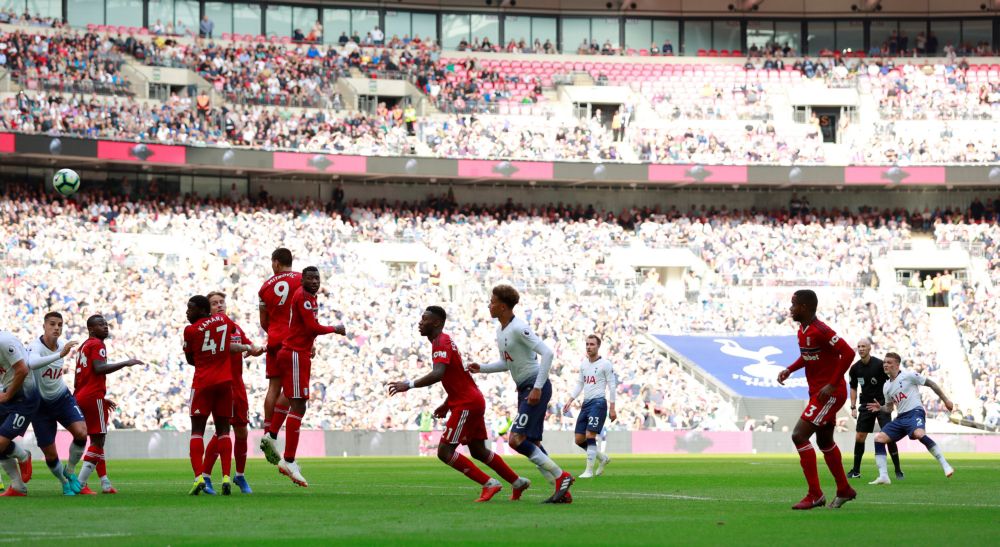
left=183, top=313, right=238, bottom=389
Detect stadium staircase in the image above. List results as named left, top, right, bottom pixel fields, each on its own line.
left=926, top=308, right=981, bottom=418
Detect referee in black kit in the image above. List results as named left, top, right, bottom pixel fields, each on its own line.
left=847, top=337, right=904, bottom=479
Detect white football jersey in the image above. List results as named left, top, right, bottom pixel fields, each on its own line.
left=495, top=316, right=546, bottom=387
left=27, top=337, right=70, bottom=401
left=883, top=369, right=926, bottom=415
left=574, top=357, right=617, bottom=403
left=0, top=331, right=35, bottom=395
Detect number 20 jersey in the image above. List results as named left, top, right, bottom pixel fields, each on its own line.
left=258, top=271, right=302, bottom=348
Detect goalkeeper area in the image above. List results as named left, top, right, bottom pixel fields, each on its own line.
left=7, top=455, right=998, bottom=546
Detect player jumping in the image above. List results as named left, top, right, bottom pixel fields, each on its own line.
left=866, top=352, right=955, bottom=484
left=26, top=312, right=86, bottom=495
left=73, top=315, right=144, bottom=494
left=266, top=267, right=346, bottom=487
left=469, top=284, right=575, bottom=504
left=259, top=248, right=302, bottom=463
left=562, top=334, right=616, bottom=478
left=184, top=295, right=255, bottom=495
left=386, top=306, right=530, bottom=502
left=776, top=290, right=857, bottom=510
left=0, top=330, right=38, bottom=496
left=200, top=291, right=264, bottom=494
left=847, top=337, right=903, bottom=480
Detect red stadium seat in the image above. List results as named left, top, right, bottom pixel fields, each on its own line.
left=222, top=32, right=232, bottom=41
left=87, top=24, right=97, bottom=32
left=697, top=49, right=708, bottom=56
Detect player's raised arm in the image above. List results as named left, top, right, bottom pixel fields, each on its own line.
left=387, top=362, right=447, bottom=395
left=26, top=340, right=78, bottom=370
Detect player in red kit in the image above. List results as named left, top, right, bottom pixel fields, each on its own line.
left=183, top=295, right=256, bottom=496
left=387, top=306, right=529, bottom=502
left=266, top=267, right=346, bottom=487
left=73, top=315, right=144, bottom=495
left=258, top=248, right=302, bottom=464
left=200, top=291, right=264, bottom=495
left=777, top=289, right=858, bottom=510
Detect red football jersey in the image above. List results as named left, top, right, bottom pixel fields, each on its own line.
left=432, top=333, right=484, bottom=410
left=183, top=313, right=238, bottom=389
left=797, top=319, right=850, bottom=396
left=74, top=337, right=108, bottom=400
left=283, top=287, right=336, bottom=353
left=228, top=321, right=251, bottom=392
left=258, top=271, right=302, bottom=348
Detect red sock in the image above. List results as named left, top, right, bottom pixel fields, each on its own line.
left=84, top=445, right=103, bottom=466
left=796, top=442, right=822, bottom=498
left=235, top=436, right=248, bottom=474
left=190, top=435, right=205, bottom=477
left=447, top=452, right=490, bottom=485
left=96, top=447, right=107, bottom=478
left=821, top=444, right=850, bottom=493
left=218, top=436, right=233, bottom=477
left=268, top=405, right=289, bottom=436
left=283, top=413, right=302, bottom=461
left=202, top=435, right=219, bottom=475
left=483, top=451, right=520, bottom=484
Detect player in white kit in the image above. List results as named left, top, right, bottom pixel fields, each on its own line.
left=26, top=312, right=88, bottom=495
left=0, top=330, right=38, bottom=496
left=563, top=334, right=617, bottom=478
left=469, top=284, right=575, bottom=503
left=865, top=352, right=955, bottom=485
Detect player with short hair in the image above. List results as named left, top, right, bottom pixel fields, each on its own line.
left=0, top=330, right=38, bottom=496
left=265, top=267, right=346, bottom=487
left=73, top=315, right=144, bottom=495
left=562, top=334, right=617, bottom=478
left=258, top=248, right=302, bottom=463
left=200, top=291, right=264, bottom=495
left=183, top=295, right=255, bottom=495
left=777, top=289, right=858, bottom=510
left=847, top=337, right=903, bottom=480
left=26, top=311, right=86, bottom=495
left=866, top=352, right=955, bottom=485
left=469, top=284, right=575, bottom=504
left=387, top=306, right=530, bottom=502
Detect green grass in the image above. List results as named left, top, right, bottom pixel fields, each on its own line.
left=4, top=454, right=999, bottom=546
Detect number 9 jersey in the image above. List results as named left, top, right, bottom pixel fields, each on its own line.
left=183, top=313, right=238, bottom=389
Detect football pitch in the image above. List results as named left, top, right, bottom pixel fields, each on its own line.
left=4, top=454, right=998, bottom=546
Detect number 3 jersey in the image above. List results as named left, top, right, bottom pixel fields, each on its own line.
left=883, top=369, right=927, bottom=415
left=183, top=313, right=239, bottom=389
left=258, top=271, right=302, bottom=349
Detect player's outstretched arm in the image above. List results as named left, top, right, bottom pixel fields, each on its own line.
left=93, top=358, right=144, bottom=374
left=27, top=340, right=79, bottom=370
left=923, top=378, right=955, bottom=411
left=387, top=362, right=446, bottom=395
left=470, top=360, right=508, bottom=374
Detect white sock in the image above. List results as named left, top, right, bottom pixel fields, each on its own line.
left=202, top=472, right=212, bottom=479
left=101, top=476, right=112, bottom=489
left=48, top=460, right=68, bottom=484
left=485, top=478, right=501, bottom=488
left=527, top=448, right=563, bottom=478
left=79, top=461, right=96, bottom=485
left=10, top=442, right=28, bottom=462
left=68, top=442, right=85, bottom=471
left=598, top=451, right=609, bottom=462
left=875, top=453, right=889, bottom=479
left=586, top=443, right=598, bottom=470
left=235, top=472, right=244, bottom=478
left=927, top=445, right=950, bottom=469
left=600, top=439, right=607, bottom=453
left=536, top=465, right=555, bottom=484
left=0, top=458, right=25, bottom=491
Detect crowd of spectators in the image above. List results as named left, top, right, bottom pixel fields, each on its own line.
left=632, top=122, right=826, bottom=165
left=0, top=10, right=61, bottom=28
left=0, top=29, right=130, bottom=96
left=3, top=186, right=984, bottom=432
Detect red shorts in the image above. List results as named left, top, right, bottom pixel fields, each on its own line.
left=77, top=397, right=109, bottom=435
left=440, top=406, right=488, bottom=445
left=189, top=382, right=233, bottom=421
left=801, top=391, right=846, bottom=427
left=278, top=348, right=310, bottom=399
left=265, top=344, right=282, bottom=378
left=231, top=386, right=249, bottom=427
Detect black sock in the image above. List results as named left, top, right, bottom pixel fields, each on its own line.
left=888, top=442, right=902, bottom=472
left=268, top=432, right=277, bottom=440
left=852, top=441, right=865, bottom=472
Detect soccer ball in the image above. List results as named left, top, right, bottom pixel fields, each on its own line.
left=52, top=168, right=81, bottom=196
